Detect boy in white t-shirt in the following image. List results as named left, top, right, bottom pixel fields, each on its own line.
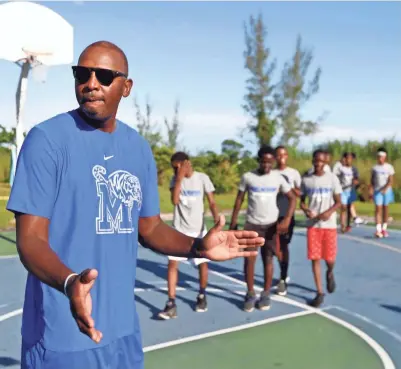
left=370, top=147, right=395, bottom=238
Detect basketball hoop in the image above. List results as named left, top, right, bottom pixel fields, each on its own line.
left=20, top=49, right=53, bottom=83
left=0, top=1, right=73, bottom=173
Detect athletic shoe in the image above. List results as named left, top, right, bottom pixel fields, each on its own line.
left=353, top=217, right=366, bottom=226
left=382, top=230, right=389, bottom=238
left=195, top=293, right=208, bottom=312
left=309, top=293, right=324, bottom=307
left=243, top=291, right=257, bottom=312
left=158, top=300, right=177, bottom=320
left=276, top=279, right=287, bottom=296
left=326, top=271, right=336, bottom=293
left=256, top=291, right=271, bottom=311
left=375, top=231, right=383, bottom=238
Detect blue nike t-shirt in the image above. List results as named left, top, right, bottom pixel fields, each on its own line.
left=7, top=109, right=160, bottom=358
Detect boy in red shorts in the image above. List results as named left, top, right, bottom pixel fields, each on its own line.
left=300, top=149, right=342, bottom=307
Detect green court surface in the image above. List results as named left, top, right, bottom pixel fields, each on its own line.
left=144, top=313, right=384, bottom=369
left=0, top=230, right=16, bottom=256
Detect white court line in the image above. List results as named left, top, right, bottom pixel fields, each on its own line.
left=135, top=286, right=245, bottom=295
left=143, top=309, right=314, bottom=352
left=294, top=229, right=401, bottom=255
left=0, top=286, right=247, bottom=323
left=0, top=308, right=23, bottom=322
left=0, top=255, right=18, bottom=260
left=323, top=305, right=401, bottom=344
left=208, top=268, right=395, bottom=369
left=340, top=234, right=401, bottom=254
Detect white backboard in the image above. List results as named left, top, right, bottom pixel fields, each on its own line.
left=0, top=1, right=73, bottom=66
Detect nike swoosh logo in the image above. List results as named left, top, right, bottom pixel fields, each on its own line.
left=104, top=155, right=114, bottom=160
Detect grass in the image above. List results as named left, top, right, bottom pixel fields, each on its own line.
left=0, top=184, right=400, bottom=231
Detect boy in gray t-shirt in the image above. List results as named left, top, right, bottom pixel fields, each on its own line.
left=158, top=152, right=219, bottom=320
left=300, top=149, right=342, bottom=308
left=229, top=145, right=296, bottom=312
left=370, top=147, right=395, bottom=238
left=274, top=145, right=302, bottom=296
left=333, top=152, right=359, bottom=233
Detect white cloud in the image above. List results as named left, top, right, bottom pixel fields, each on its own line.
left=312, top=124, right=398, bottom=144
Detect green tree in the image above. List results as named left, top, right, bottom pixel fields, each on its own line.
left=275, top=35, right=324, bottom=147
left=133, top=96, right=162, bottom=149
left=0, top=125, right=16, bottom=145
left=242, top=13, right=277, bottom=146
left=164, top=99, right=181, bottom=150
left=221, top=139, right=244, bottom=164
left=153, top=145, right=175, bottom=186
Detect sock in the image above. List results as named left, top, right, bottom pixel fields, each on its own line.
left=376, top=223, right=382, bottom=232
left=168, top=297, right=175, bottom=304
left=383, top=223, right=387, bottom=231
left=199, top=288, right=206, bottom=295
left=280, top=262, right=289, bottom=281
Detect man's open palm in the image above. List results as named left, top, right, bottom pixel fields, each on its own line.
left=67, top=269, right=103, bottom=344
left=202, top=215, right=265, bottom=261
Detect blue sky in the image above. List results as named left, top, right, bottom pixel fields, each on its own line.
left=0, top=1, right=400, bottom=155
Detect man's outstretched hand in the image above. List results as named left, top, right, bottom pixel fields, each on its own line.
left=65, top=269, right=103, bottom=344
left=201, top=215, right=265, bottom=261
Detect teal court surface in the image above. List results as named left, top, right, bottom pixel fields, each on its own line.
left=1, top=223, right=401, bottom=369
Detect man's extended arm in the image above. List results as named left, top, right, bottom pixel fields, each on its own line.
left=16, top=214, right=74, bottom=294
left=139, top=215, right=200, bottom=257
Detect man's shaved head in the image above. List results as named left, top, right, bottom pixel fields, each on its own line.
left=74, top=41, right=133, bottom=125
left=79, top=41, right=129, bottom=75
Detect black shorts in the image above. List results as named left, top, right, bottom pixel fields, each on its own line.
left=278, top=216, right=295, bottom=245
left=244, top=222, right=278, bottom=257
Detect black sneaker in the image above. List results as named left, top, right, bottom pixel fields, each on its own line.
left=326, top=271, right=336, bottom=294
left=195, top=293, right=208, bottom=312
left=158, top=300, right=177, bottom=320
left=243, top=291, right=257, bottom=312
left=309, top=293, right=324, bottom=307
left=256, top=291, right=271, bottom=311
left=276, top=279, right=287, bottom=296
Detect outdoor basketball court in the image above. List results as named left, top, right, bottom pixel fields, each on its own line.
left=1, top=223, right=401, bottom=369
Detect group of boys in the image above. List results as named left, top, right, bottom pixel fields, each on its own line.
left=158, top=145, right=395, bottom=318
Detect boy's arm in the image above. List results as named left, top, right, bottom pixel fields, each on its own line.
left=318, top=176, right=342, bottom=221
left=203, top=174, right=219, bottom=223
left=206, top=192, right=219, bottom=223
left=381, top=166, right=394, bottom=193
left=229, top=191, right=246, bottom=230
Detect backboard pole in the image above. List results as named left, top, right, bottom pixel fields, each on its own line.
left=15, top=60, right=30, bottom=159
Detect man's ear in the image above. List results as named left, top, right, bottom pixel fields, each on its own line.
left=123, top=78, right=133, bottom=98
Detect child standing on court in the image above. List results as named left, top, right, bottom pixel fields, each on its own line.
left=275, top=146, right=302, bottom=296
left=370, top=147, right=395, bottom=238
left=229, top=145, right=296, bottom=312
left=333, top=152, right=359, bottom=233
left=158, top=152, right=219, bottom=320
left=300, top=149, right=342, bottom=307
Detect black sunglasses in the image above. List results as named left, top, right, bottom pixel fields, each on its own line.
left=72, top=66, right=128, bottom=86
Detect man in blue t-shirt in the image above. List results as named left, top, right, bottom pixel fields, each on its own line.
left=7, top=41, right=265, bottom=369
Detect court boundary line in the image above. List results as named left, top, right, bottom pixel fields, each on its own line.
left=0, top=308, right=23, bottom=322
left=0, top=285, right=248, bottom=323
left=208, top=268, right=396, bottom=369
left=323, top=305, right=401, bottom=344
left=143, top=309, right=314, bottom=352
left=293, top=229, right=401, bottom=255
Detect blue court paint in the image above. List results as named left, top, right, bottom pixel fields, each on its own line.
left=1, top=229, right=400, bottom=369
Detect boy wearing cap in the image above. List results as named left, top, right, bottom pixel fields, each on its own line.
left=370, top=147, right=395, bottom=238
